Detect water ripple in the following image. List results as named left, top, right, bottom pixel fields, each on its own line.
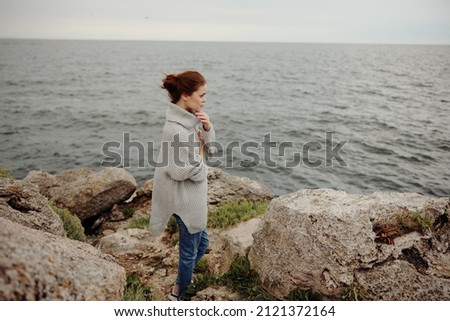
left=1, top=40, right=449, bottom=197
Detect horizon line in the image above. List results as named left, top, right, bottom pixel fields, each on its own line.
left=1, top=37, right=449, bottom=46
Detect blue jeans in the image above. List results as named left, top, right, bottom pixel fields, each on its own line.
left=175, top=215, right=209, bottom=296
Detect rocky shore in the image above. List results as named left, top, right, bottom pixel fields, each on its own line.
left=1, top=166, right=449, bottom=300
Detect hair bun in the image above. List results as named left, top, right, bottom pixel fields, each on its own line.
left=161, top=71, right=205, bottom=104
left=162, top=74, right=178, bottom=90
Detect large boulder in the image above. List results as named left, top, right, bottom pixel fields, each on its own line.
left=248, top=189, right=450, bottom=300
left=24, top=168, right=137, bottom=221
left=0, top=217, right=126, bottom=300
left=0, top=179, right=65, bottom=236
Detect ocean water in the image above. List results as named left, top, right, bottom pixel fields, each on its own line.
left=1, top=39, right=449, bottom=197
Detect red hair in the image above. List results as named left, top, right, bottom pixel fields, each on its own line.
left=161, top=71, right=206, bottom=104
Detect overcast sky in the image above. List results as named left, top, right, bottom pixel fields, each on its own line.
left=0, top=0, right=449, bottom=44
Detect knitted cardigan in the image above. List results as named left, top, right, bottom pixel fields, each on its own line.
left=149, top=103, right=216, bottom=235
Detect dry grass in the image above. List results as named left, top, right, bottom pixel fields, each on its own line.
left=373, top=203, right=448, bottom=245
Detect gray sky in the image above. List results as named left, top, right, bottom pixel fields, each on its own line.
left=0, top=0, right=449, bottom=44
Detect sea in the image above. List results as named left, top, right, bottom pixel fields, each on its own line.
left=1, top=39, right=449, bottom=197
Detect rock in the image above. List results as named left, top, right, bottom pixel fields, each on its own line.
left=207, top=168, right=275, bottom=206
left=0, top=217, right=126, bottom=300
left=21, top=170, right=59, bottom=196
left=55, top=168, right=96, bottom=183
left=25, top=168, right=137, bottom=221
left=110, top=204, right=131, bottom=222
left=223, top=218, right=261, bottom=257
left=137, top=179, right=153, bottom=198
left=97, top=228, right=160, bottom=256
left=102, top=229, right=115, bottom=236
left=97, top=229, right=177, bottom=300
left=0, top=179, right=65, bottom=236
left=357, top=260, right=450, bottom=300
left=248, top=189, right=450, bottom=300
left=210, top=218, right=262, bottom=273
left=119, top=179, right=152, bottom=220
left=191, top=286, right=241, bottom=301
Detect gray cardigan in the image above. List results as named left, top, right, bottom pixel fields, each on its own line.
left=149, top=103, right=216, bottom=235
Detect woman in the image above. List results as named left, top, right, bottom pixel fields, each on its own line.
left=149, top=70, right=216, bottom=301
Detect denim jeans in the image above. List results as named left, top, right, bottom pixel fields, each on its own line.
left=175, top=214, right=209, bottom=295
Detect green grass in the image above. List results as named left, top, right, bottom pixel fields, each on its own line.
left=128, top=200, right=269, bottom=233
left=164, top=199, right=269, bottom=234
left=166, top=215, right=178, bottom=234
left=341, top=283, right=366, bottom=301
left=128, top=216, right=149, bottom=229
left=0, top=167, right=14, bottom=179
left=122, top=207, right=135, bottom=219
left=123, top=274, right=152, bottom=301
left=180, top=258, right=215, bottom=300
left=194, top=258, right=210, bottom=274
left=181, top=271, right=218, bottom=300
left=49, top=200, right=86, bottom=242
left=208, top=200, right=269, bottom=229
left=219, top=256, right=272, bottom=300
left=285, top=288, right=322, bottom=301
left=170, top=234, right=179, bottom=247
left=374, top=207, right=437, bottom=244
left=396, top=209, right=433, bottom=234
left=181, top=256, right=274, bottom=301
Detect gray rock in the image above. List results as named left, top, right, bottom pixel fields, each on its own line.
left=191, top=286, right=241, bottom=301
left=0, top=217, right=126, bottom=300
left=25, top=168, right=137, bottom=221
left=97, top=228, right=161, bottom=256
left=96, top=228, right=176, bottom=300
left=21, top=170, right=59, bottom=196
left=248, top=188, right=450, bottom=300
left=224, top=218, right=261, bottom=257
left=207, top=168, right=275, bottom=206
left=0, top=179, right=65, bottom=236
left=205, top=218, right=262, bottom=275
left=136, top=179, right=153, bottom=198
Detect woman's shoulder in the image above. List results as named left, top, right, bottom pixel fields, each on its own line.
left=163, top=121, right=192, bottom=138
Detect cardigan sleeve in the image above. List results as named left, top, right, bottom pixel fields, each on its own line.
left=166, top=128, right=208, bottom=182
left=200, top=124, right=217, bottom=156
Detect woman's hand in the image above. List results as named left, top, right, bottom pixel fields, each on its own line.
left=195, top=111, right=212, bottom=132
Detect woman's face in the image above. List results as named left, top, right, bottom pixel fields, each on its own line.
left=185, top=85, right=207, bottom=112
